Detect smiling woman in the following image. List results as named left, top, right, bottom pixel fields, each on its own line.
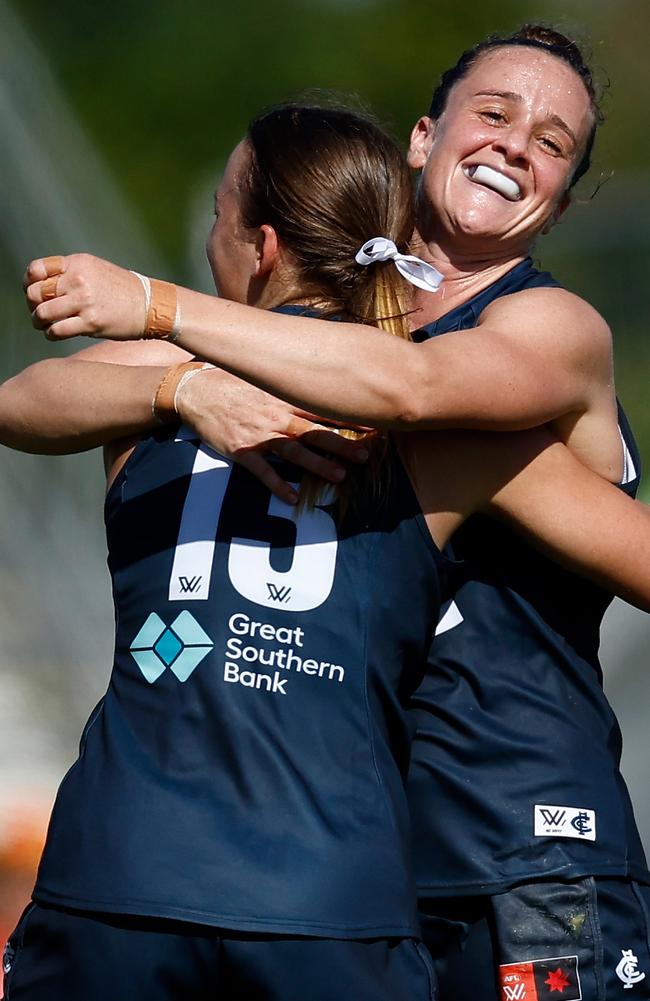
left=409, top=43, right=597, bottom=253
left=426, top=25, right=603, bottom=175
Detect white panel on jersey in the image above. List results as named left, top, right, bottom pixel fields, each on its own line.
left=169, top=541, right=216, bottom=600
left=168, top=449, right=233, bottom=601
left=228, top=488, right=338, bottom=612
left=618, top=425, right=637, bottom=485
left=435, top=600, right=464, bottom=636
left=192, top=449, right=228, bottom=474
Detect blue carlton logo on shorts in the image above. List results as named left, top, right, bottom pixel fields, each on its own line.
left=129, top=611, right=213, bottom=683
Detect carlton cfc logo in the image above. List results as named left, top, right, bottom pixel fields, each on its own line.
left=616, top=949, right=646, bottom=989
left=570, top=812, right=593, bottom=837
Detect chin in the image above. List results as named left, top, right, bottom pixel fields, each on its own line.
left=454, top=218, right=505, bottom=242
left=452, top=202, right=515, bottom=238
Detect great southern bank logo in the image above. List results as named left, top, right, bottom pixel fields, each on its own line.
left=129, top=611, right=213, bottom=683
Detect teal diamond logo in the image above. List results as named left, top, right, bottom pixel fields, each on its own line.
left=130, top=611, right=213, bottom=683
left=154, top=629, right=183, bottom=666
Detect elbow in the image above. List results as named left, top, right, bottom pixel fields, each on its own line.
left=0, top=364, right=59, bottom=452
left=381, top=369, right=432, bottom=428
left=357, top=343, right=435, bottom=428
left=371, top=385, right=423, bottom=428
left=393, top=400, right=427, bottom=428
left=0, top=375, right=24, bottom=446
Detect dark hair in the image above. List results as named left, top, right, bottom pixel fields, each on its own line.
left=241, top=102, right=417, bottom=513
left=428, top=24, right=604, bottom=187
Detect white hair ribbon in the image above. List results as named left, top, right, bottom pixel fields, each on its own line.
left=355, top=238, right=443, bottom=293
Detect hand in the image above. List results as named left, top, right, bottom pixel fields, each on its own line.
left=176, top=367, right=370, bottom=504
left=24, top=254, right=146, bottom=341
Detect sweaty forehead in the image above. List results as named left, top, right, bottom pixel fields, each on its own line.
left=454, top=46, right=592, bottom=123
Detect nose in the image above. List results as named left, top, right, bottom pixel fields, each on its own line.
left=492, top=125, right=530, bottom=165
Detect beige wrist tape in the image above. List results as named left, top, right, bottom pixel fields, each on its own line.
left=141, top=278, right=181, bottom=341
left=152, top=361, right=207, bottom=424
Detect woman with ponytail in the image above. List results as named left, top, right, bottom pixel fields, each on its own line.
left=3, top=102, right=451, bottom=1001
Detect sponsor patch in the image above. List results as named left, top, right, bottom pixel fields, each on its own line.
left=500, top=956, right=581, bottom=1001
left=129, top=611, right=214, bottom=683
left=534, top=805, right=596, bottom=841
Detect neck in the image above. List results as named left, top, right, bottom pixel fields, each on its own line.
left=252, top=261, right=331, bottom=314
left=407, top=228, right=529, bottom=326
left=258, top=291, right=331, bottom=313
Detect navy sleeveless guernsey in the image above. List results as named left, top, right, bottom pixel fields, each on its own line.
left=34, top=310, right=450, bottom=938
left=408, top=257, right=649, bottom=897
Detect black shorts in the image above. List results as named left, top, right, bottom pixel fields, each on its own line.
left=2, top=902, right=436, bottom=1001
left=420, top=877, right=650, bottom=1000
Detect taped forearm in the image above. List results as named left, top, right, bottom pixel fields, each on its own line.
left=164, top=287, right=567, bottom=431
left=169, top=288, right=421, bottom=427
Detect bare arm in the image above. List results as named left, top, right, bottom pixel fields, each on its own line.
left=0, top=360, right=163, bottom=453
left=175, top=285, right=609, bottom=429
left=26, top=254, right=612, bottom=430
left=0, top=340, right=186, bottom=453
left=0, top=337, right=367, bottom=502
left=486, top=437, right=650, bottom=610
left=399, top=427, right=650, bottom=612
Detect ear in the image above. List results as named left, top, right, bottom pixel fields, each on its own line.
left=407, top=116, right=436, bottom=169
left=253, top=224, right=279, bottom=277
left=542, top=191, right=572, bottom=235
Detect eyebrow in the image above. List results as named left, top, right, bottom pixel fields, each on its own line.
left=473, top=90, right=577, bottom=147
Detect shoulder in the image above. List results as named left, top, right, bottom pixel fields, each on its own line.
left=480, top=285, right=611, bottom=344
left=478, top=286, right=613, bottom=369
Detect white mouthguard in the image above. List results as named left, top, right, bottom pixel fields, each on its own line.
left=470, top=165, right=521, bottom=201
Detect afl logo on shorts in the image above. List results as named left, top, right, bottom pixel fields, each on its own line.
left=500, top=956, right=582, bottom=1001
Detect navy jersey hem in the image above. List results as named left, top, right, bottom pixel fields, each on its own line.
left=416, top=860, right=650, bottom=899
left=32, top=888, right=421, bottom=940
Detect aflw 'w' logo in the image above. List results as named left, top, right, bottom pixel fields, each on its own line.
left=266, top=583, right=292, bottom=604
left=540, top=808, right=566, bottom=827
left=178, top=575, right=202, bottom=594
left=503, top=985, right=526, bottom=1001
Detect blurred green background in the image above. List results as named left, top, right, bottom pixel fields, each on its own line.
left=0, top=0, right=648, bottom=937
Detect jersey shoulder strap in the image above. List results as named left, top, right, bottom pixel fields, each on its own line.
left=414, top=257, right=561, bottom=340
